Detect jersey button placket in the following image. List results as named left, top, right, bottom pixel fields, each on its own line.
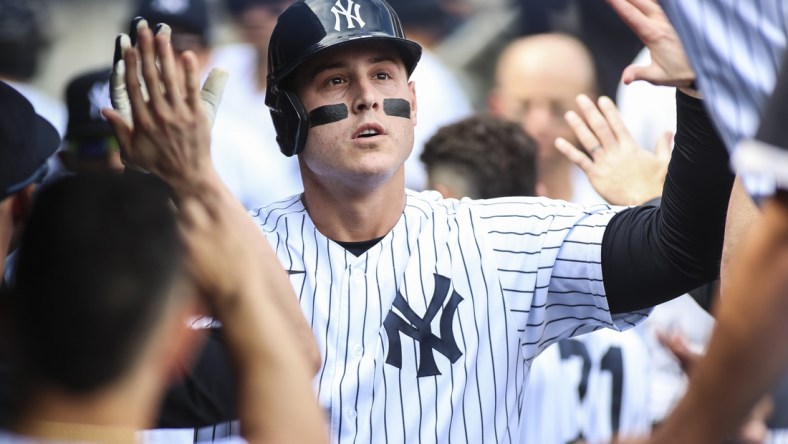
left=333, top=263, right=355, bottom=437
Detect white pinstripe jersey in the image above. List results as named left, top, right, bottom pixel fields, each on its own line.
left=519, top=330, right=651, bottom=444
left=253, top=190, right=649, bottom=443
left=660, top=0, right=787, bottom=152
left=660, top=0, right=788, bottom=193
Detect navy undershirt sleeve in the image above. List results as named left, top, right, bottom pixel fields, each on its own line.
left=603, top=90, right=735, bottom=314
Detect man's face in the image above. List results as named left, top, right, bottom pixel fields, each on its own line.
left=491, top=48, right=594, bottom=165
left=293, top=41, right=417, bottom=187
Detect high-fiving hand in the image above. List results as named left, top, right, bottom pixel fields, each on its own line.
left=555, top=95, right=671, bottom=206
left=607, top=0, right=695, bottom=88
left=103, top=18, right=227, bottom=188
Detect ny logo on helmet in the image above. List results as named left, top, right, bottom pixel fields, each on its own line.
left=331, top=0, right=366, bottom=32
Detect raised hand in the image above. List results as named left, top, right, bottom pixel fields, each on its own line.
left=607, top=0, right=695, bottom=88
left=105, top=19, right=227, bottom=183
left=555, top=94, right=671, bottom=206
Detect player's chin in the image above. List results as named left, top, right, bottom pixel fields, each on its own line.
left=345, top=157, right=403, bottom=183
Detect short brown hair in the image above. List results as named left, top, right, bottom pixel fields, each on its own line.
left=421, top=114, right=538, bottom=199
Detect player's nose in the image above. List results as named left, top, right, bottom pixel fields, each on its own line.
left=351, top=77, right=380, bottom=113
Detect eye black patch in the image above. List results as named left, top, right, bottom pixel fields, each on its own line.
left=308, top=104, right=349, bottom=127
left=384, top=98, right=411, bottom=118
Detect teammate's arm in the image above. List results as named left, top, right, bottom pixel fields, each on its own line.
left=554, top=94, right=671, bottom=207
left=179, top=188, right=329, bottom=444
left=104, top=23, right=326, bottom=442
left=103, top=20, right=320, bottom=373
left=579, top=0, right=735, bottom=313
left=600, top=88, right=733, bottom=313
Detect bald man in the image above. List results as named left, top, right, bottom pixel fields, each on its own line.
left=489, top=33, right=600, bottom=204
left=490, top=35, right=655, bottom=443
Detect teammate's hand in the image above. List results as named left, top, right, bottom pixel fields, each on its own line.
left=555, top=94, right=671, bottom=206
left=607, top=0, right=695, bottom=89
left=103, top=19, right=227, bottom=193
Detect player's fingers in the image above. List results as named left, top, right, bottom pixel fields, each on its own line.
left=628, top=0, right=662, bottom=17
left=555, top=137, right=595, bottom=172
left=110, top=57, right=133, bottom=125
left=123, top=47, right=153, bottom=130
left=606, top=0, right=655, bottom=43
left=564, top=110, right=602, bottom=158
left=128, top=16, right=145, bottom=46
left=576, top=94, right=618, bottom=148
left=181, top=51, right=203, bottom=112
left=113, top=32, right=132, bottom=70
left=137, top=20, right=168, bottom=111
left=101, top=108, right=133, bottom=155
left=127, top=18, right=151, bottom=103
left=201, top=68, right=229, bottom=128
left=102, top=107, right=149, bottom=173
left=154, top=24, right=182, bottom=107
left=623, top=64, right=669, bottom=86
left=597, top=96, right=632, bottom=146
left=621, top=64, right=641, bottom=85
left=656, top=330, right=698, bottom=374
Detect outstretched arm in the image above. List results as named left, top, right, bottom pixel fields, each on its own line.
left=554, top=94, right=671, bottom=206
left=180, top=190, right=328, bottom=444
left=103, top=21, right=325, bottom=442
left=104, top=19, right=319, bottom=373
left=594, top=0, right=735, bottom=312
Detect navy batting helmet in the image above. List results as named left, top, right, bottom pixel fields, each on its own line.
left=265, top=0, right=422, bottom=157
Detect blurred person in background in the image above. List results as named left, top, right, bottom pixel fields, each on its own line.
left=0, top=0, right=66, bottom=137
left=489, top=34, right=604, bottom=204
left=0, top=80, right=61, bottom=429
left=420, top=113, right=537, bottom=200
left=57, top=68, right=123, bottom=175
left=216, top=0, right=292, bottom=129
left=516, top=0, right=643, bottom=101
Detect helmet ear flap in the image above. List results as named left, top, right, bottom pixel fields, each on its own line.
left=269, top=89, right=309, bottom=157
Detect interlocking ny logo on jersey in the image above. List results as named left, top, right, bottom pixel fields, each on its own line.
left=384, top=274, right=463, bottom=377
left=330, top=0, right=366, bottom=32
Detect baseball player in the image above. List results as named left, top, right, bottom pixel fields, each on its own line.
left=106, top=0, right=734, bottom=442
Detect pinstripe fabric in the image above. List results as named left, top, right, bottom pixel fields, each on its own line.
left=660, top=0, right=788, bottom=193
left=660, top=0, right=787, bottom=151
left=251, top=190, right=648, bottom=443
left=518, top=329, right=652, bottom=444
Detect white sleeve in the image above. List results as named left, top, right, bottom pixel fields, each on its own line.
left=477, top=197, right=649, bottom=359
